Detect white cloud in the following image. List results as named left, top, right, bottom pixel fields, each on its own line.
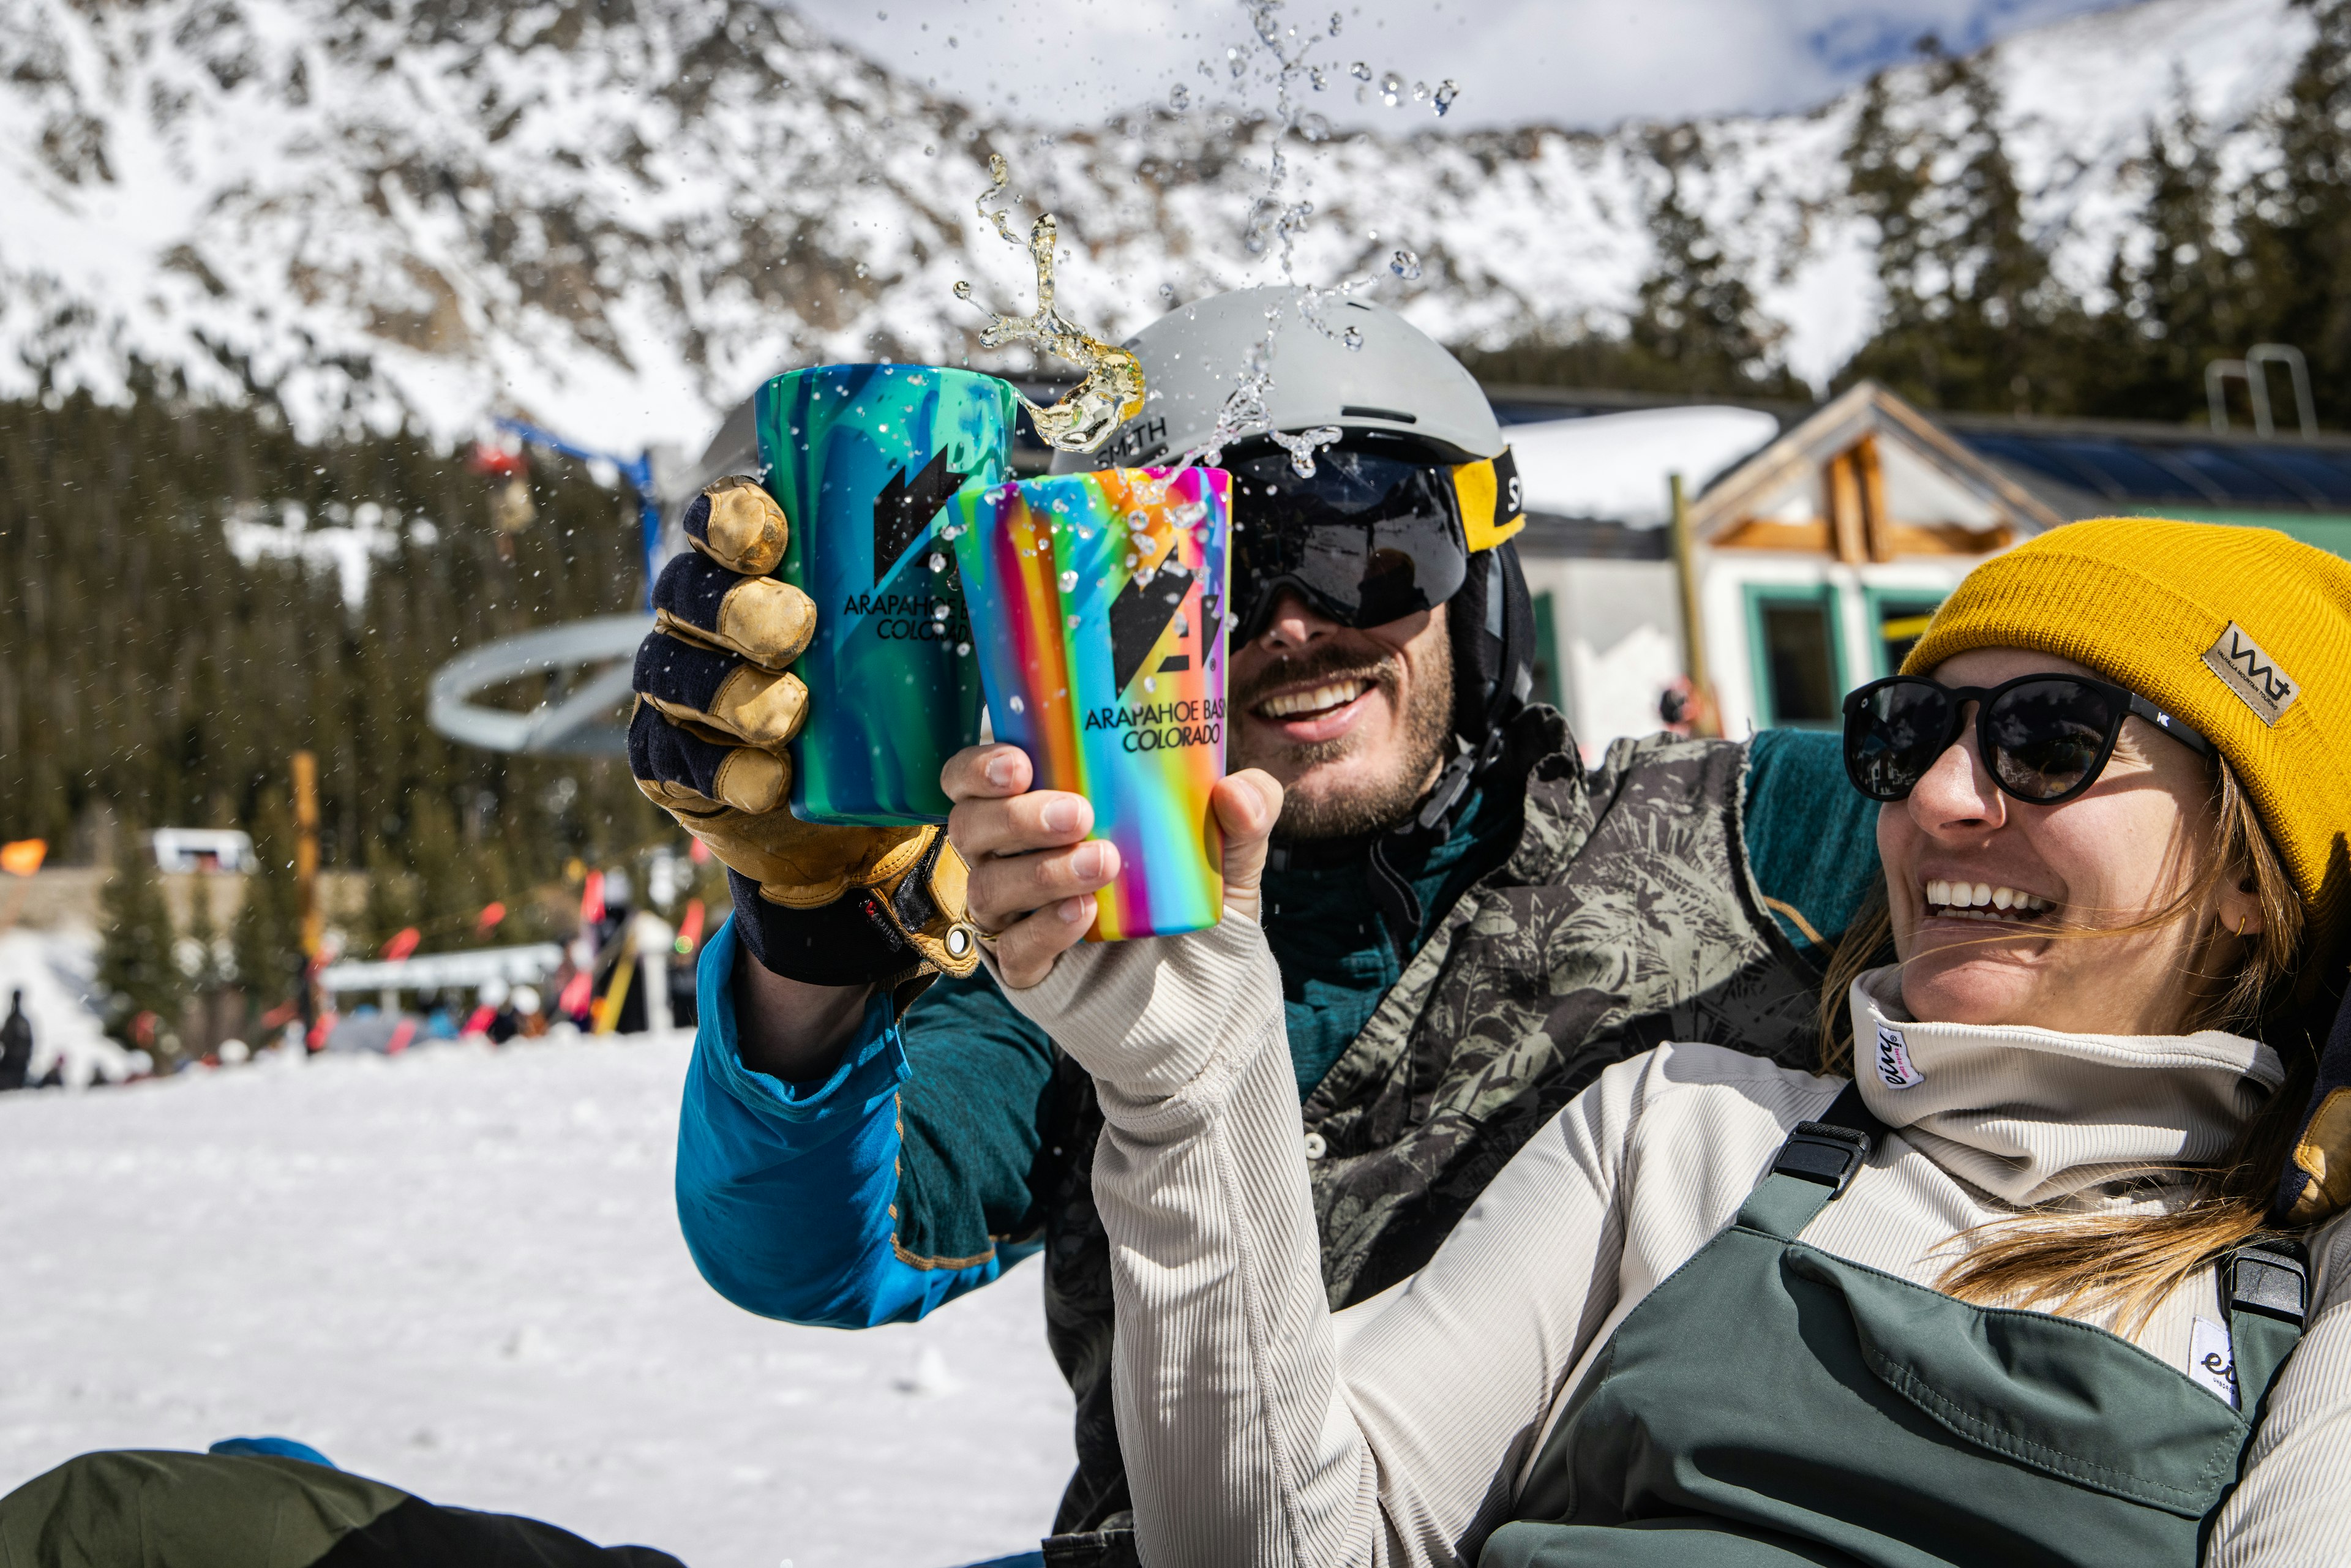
left=803, top=0, right=2132, bottom=132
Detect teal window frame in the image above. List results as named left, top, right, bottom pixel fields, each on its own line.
left=1531, top=590, right=1564, bottom=711
left=1743, top=582, right=1848, bottom=730
left=1862, top=587, right=1948, bottom=677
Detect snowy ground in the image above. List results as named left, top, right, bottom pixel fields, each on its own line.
left=0, top=1033, right=1075, bottom=1568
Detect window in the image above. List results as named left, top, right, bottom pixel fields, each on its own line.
left=1745, top=585, right=1844, bottom=728
left=1531, top=590, right=1564, bottom=710
left=1865, top=590, right=1946, bottom=676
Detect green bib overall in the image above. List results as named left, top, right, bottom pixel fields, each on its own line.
left=1487, top=1089, right=2308, bottom=1568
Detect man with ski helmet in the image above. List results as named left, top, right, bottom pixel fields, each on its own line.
left=631, top=287, right=1876, bottom=1564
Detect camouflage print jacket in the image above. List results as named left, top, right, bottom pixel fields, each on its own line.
left=1028, top=709, right=1877, bottom=1564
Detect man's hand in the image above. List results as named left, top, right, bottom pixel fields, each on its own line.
left=945, top=743, right=1282, bottom=989
left=630, top=478, right=981, bottom=1013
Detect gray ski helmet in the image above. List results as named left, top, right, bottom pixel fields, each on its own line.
left=1051, top=285, right=1505, bottom=472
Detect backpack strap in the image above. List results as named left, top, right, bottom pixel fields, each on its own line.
left=1736, top=1083, right=1883, bottom=1240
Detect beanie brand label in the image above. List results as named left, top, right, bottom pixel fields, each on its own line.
left=2203, top=622, right=2298, bottom=726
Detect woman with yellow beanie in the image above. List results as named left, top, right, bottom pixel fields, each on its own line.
left=980, top=516, right=2351, bottom=1566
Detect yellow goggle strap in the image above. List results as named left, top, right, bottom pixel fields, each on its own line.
left=1453, top=447, right=1526, bottom=552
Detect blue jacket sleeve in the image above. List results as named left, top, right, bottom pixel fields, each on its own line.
left=674, top=916, right=1057, bottom=1328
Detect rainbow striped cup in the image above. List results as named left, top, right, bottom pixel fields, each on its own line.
left=949, top=466, right=1232, bottom=941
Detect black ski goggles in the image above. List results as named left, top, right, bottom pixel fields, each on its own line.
left=1222, top=437, right=1523, bottom=643
left=1842, top=673, right=2214, bottom=806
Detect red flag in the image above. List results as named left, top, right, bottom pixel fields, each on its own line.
left=686, top=838, right=711, bottom=865
left=674, top=898, right=705, bottom=955
left=381, top=927, right=421, bottom=961
left=476, top=901, right=507, bottom=935
left=557, top=968, right=594, bottom=1019
left=580, top=870, right=606, bottom=927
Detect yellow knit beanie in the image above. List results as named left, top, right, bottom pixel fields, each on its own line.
left=1906, top=516, right=2351, bottom=974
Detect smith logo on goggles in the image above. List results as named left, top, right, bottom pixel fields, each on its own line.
left=1224, top=438, right=1523, bottom=643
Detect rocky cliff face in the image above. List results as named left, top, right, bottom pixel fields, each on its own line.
left=0, top=0, right=2311, bottom=452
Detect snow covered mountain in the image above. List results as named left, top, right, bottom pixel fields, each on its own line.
left=0, top=0, right=2314, bottom=456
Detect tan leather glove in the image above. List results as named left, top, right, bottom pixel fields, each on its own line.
left=628, top=477, right=980, bottom=991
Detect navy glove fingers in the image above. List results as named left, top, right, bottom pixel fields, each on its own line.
left=651, top=551, right=815, bottom=670
left=632, top=630, right=809, bottom=751
left=681, top=476, right=787, bottom=575
left=628, top=699, right=789, bottom=815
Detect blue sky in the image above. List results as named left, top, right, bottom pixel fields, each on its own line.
left=806, top=0, right=2131, bottom=131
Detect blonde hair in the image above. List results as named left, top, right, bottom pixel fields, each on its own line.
left=1814, top=754, right=2314, bottom=1328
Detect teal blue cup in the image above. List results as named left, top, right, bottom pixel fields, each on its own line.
left=753, top=365, right=1015, bottom=825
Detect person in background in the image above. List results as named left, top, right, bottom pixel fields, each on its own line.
left=0, top=989, right=31, bottom=1090
left=511, top=985, right=547, bottom=1040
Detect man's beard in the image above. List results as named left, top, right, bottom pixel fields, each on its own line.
left=1231, top=630, right=1455, bottom=841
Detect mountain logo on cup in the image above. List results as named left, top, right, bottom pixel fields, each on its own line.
left=872, top=449, right=970, bottom=586
left=1110, top=563, right=1195, bottom=693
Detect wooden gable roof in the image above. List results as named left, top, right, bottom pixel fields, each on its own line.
left=1687, top=381, right=2065, bottom=560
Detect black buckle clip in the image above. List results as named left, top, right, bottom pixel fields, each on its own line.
left=1773, top=1120, right=1873, bottom=1198
left=2230, top=1243, right=2309, bottom=1328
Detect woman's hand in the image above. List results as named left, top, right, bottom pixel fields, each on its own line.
left=944, top=743, right=1282, bottom=989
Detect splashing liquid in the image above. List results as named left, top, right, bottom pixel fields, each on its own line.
left=952, top=155, right=1146, bottom=456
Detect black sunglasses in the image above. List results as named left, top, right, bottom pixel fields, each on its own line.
left=1842, top=673, right=2214, bottom=806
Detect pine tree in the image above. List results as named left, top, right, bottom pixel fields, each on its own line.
left=96, top=836, right=186, bottom=1063
left=233, top=785, right=306, bottom=1027
left=1839, top=42, right=2091, bottom=412
left=1625, top=127, right=1805, bottom=397
left=2233, top=0, right=2351, bottom=424
left=2082, top=91, right=2244, bottom=421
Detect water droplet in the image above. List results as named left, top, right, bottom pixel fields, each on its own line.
left=1380, top=72, right=1403, bottom=107
left=1349, top=60, right=1372, bottom=80
left=1159, top=282, right=1176, bottom=300
left=1168, top=84, right=1190, bottom=110
left=1308, top=65, right=1327, bottom=92
left=923, top=144, right=936, bottom=156
left=1433, top=80, right=1459, bottom=116
left=1328, top=9, right=1343, bottom=35
left=1389, top=248, right=1421, bottom=280
left=1174, top=613, right=1190, bottom=637
left=1143, top=677, right=1157, bottom=693
left=1299, top=113, right=1332, bottom=142
left=1059, top=569, right=1079, bottom=591
left=1127, top=510, right=1150, bottom=532
left=1412, top=81, right=1430, bottom=102
left=1343, top=325, right=1363, bottom=351
left=1008, top=695, right=1025, bottom=713
left=952, top=280, right=973, bottom=300
left=931, top=601, right=951, bottom=621
left=927, top=551, right=945, bottom=572
left=1068, top=614, right=1081, bottom=629
left=955, top=641, right=972, bottom=656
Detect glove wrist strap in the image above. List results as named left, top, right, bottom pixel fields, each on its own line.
left=726, top=868, right=931, bottom=988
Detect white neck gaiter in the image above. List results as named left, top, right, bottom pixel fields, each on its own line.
left=1848, top=966, right=2283, bottom=1207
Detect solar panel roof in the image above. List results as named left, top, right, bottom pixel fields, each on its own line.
left=1955, top=430, right=2351, bottom=511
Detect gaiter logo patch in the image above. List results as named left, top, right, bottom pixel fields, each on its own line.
left=2203, top=621, right=2298, bottom=726
left=1875, top=1024, right=1925, bottom=1090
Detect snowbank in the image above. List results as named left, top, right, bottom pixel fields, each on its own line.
left=1510, top=406, right=1782, bottom=526
left=0, top=1034, right=1073, bottom=1567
